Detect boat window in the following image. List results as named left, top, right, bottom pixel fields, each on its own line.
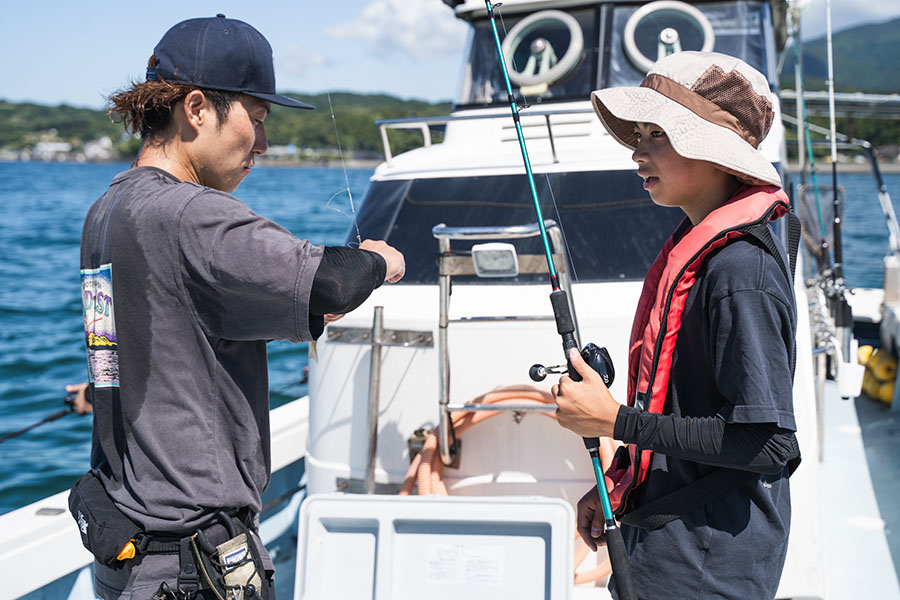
left=457, top=8, right=598, bottom=107
left=605, top=1, right=772, bottom=88
left=349, top=172, right=684, bottom=284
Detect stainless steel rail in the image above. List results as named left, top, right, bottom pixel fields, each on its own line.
left=432, top=220, right=577, bottom=467
left=364, top=307, right=384, bottom=494
left=375, top=107, right=596, bottom=165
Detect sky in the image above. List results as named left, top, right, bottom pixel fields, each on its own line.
left=1, top=0, right=898, bottom=110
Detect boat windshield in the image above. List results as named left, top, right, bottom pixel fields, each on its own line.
left=348, top=171, right=685, bottom=284
left=456, top=1, right=775, bottom=107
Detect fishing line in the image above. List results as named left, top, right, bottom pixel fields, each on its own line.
left=545, top=173, right=579, bottom=283
left=323, top=81, right=362, bottom=246
left=325, top=188, right=362, bottom=247
left=495, top=4, right=573, bottom=282
left=495, top=4, right=531, bottom=110
left=495, top=3, right=575, bottom=277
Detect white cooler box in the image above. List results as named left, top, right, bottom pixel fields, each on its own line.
left=295, top=493, right=574, bottom=600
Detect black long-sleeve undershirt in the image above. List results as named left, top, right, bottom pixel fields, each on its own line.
left=308, top=246, right=386, bottom=338
left=613, top=404, right=800, bottom=474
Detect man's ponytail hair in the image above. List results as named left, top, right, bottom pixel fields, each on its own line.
left=107, top=55, right=240, bottom=140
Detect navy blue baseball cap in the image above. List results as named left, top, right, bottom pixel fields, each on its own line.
left=147, top=14, right=313, bottom=110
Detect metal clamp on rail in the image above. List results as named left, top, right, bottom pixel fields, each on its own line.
left=432, top=220, right=578, bottom=468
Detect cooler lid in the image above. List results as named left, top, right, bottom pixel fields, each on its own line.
left=295, top=493, right=574, bottom=600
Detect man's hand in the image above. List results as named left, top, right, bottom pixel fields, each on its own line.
left=360, top=239, right=406, bottom=283
left=576, top=485, right=608, bottom=552
left=552, top=348, right=620, bottom=439
left=65, top=383, right=92, bottom=415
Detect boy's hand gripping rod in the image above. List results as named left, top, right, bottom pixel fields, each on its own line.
left=483, top=2, right=636, bottom=598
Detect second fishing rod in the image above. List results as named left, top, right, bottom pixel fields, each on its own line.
left=483, top=2, right=636, bottom=598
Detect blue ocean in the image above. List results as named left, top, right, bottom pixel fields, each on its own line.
left=0, top=161, right=898, bottom=515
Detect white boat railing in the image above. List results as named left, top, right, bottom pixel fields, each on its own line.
left=0, top=398, right=309, bottom=600
left=375, top=106, right=596, bottom=166
left=782, top=113, right=900, bottom=256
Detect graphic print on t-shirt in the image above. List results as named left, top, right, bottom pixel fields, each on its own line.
left=81, top=264, right=119, bottom=388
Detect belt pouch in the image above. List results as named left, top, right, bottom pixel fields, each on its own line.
left=217, top=533, right=263, bottom=595
left=67, top=470, right=142, bottom=566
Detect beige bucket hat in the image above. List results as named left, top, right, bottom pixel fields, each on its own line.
left=591, top=51, right=781, bottom=187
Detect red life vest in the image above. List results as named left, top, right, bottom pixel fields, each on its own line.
left=605, top=185, right=790, bottom=514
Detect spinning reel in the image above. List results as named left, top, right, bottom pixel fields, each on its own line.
left=529, top=342, right=615, bottom=387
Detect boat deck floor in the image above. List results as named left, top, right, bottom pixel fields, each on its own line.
left=821, top=381, right=900, bottom=598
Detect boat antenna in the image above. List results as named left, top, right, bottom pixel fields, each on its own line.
left=0, top=392, right=77, bottom=444
left=483, top=2, right=636, bottom=597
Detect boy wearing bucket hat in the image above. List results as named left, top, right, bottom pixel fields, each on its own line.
left=69, top=15, right=404, bottom=600
left=554, top=51, right=801, bottom=599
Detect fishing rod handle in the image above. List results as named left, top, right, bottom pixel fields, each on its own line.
left=590, top=450, right=637, bottom=600
left=606, top=525, right=638, bottom=600
left=550, top=290, right=577, bottom=337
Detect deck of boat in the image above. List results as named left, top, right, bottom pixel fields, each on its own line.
left=4, top=349, right=900, bottom=599
left=821, top=380, right=900, bottom=598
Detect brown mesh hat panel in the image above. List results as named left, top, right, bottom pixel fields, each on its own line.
left=689, top=65, right=773, bottom=149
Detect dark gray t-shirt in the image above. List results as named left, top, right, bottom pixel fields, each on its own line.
left=80, top=167, right=323, bottom=534
left=613, top=232, right=797, bottom=600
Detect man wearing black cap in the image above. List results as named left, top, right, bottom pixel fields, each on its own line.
left=70, top=15, right=404, bottom=599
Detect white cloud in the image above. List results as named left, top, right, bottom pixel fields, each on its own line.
left=798, top=0, right=900, bottom=39
left=326, top=0, right=468, bottom=56
left=276, top=43, right=330, bottom=78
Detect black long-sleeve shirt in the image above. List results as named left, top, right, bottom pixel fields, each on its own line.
left=308, top=246, right=387, bottom=338
left=614, top=404, right=800, bottom=474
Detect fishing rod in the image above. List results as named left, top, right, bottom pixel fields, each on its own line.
left=788, top=8, right=829, bottom=253
left=0, top=392, right=78, bottom=444
left=823, top=0, right=854, bottom=372
left=483, top=2, right=636, bottom=597
left=824, top=0, right=842, bottom=283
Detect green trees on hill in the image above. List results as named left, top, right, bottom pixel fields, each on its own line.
left=265, top=93, right=450, bottom=154
left=0, top=93, right=452, bottom=160
left=0, top=101, right=121, bottom=149
left=779, top=17, right=900, bottom=94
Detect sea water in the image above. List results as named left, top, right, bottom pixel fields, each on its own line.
left=0, top=162, right=370, bottom=514
left=0, top=161, right=898, bottom=515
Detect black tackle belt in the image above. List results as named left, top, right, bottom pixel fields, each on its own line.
left=144, top=509, right=272, bottom=600
left=68, top=470, right=271, bottom=599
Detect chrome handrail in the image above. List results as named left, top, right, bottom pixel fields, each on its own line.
left=376, top=107, right=596, bottom=166
left=433, top=220, right=578, bottom=467
left=375, top=107, right=594, bottom=128
left=433, top=221, right=560, bottom=240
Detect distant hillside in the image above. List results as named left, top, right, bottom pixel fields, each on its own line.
left=263, top=92, right=451, bottom=154
left=780, top=17, right=900, bottom=93
left=0, top=93, right=452, bottom=158
left=0, top=101, right=122, bottom=149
